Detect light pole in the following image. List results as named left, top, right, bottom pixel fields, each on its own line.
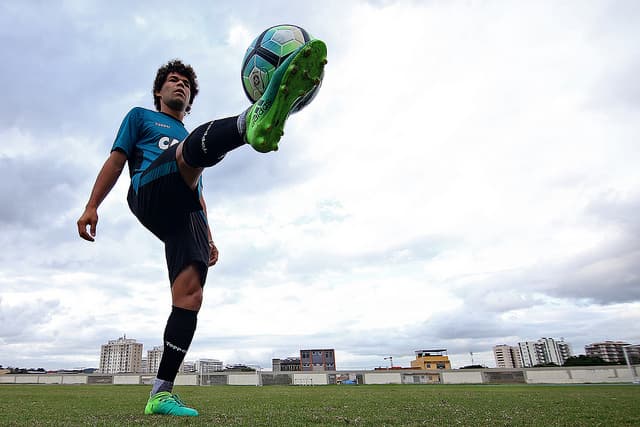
left=623, top=345, right=639, bottom=384
left=384, top=356, right=393, bottom=370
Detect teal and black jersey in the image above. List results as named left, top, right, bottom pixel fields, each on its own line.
left=111, top=107, right=189, bottom=192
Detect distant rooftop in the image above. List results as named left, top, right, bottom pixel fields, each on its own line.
left=415, top=349, right=447, bottom=355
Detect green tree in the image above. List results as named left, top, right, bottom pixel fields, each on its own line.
left=533, top=362, right=559, bottom=368
left=563, top=355, right=619, bottom=366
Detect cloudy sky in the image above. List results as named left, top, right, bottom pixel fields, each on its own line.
left=1, top=0, right=639, bottom=371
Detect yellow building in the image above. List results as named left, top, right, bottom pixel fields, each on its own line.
left=411, top=349, right=451, bottom=370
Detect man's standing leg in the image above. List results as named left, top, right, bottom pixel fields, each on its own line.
left=144, top=265, right=203, bottom=417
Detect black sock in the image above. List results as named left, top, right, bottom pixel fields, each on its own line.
left=182, top=116, right=246, bottom=168
left=156, top=306, right=198, bottom=383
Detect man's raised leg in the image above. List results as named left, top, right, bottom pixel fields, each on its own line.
left=176, top=116, right=246, bottom=190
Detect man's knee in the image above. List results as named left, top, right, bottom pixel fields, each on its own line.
left=181, top=117, right=245, bottom=168
left=172, top=265, right=203, bottom=311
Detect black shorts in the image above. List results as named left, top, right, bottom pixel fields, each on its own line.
left=126, top=145, right=209, bottom=286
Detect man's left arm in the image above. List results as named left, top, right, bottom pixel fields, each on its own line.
left=200, top=193, right=218, bottom=266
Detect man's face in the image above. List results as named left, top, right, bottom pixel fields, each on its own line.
left=156, top=72, right=192, bottom=113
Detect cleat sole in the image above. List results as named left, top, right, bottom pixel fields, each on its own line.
left=246, top=39, right=327, bottom=153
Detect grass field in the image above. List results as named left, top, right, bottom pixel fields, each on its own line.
left=0, top=384, right=638, bottom=426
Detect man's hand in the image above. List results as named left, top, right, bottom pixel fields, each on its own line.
left=208, top=241, right=219, bottom=266
left=76, top=151, right=126, bottom=243
left=77, top=206, right=98, bottom=242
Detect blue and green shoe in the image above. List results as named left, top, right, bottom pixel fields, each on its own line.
left=144, top=391, right=198, bottom=417
left=246, top=39, right=328, bottom=153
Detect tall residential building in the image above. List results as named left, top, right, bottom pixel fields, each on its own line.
left=540, top=337, right=572, bottom=365
left=300, top=349, right=336, bottom=371
left=517, top=338, right=572, bottom=367
left=99, top=336, right=143, bottom=374
left=585, top=341, right=638, bottom=363
left=410, top=349, right=451, bottom=370
left=493, top=345, right=523, bottom=368
left=146, top=346, right=163, bottom=374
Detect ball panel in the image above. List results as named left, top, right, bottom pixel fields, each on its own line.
left=241, top=24, right=320, bottom=108
left=242, top=54, right=276, bottom=103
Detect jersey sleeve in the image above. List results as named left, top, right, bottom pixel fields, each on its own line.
left=111, top=108, right=141, bottom=158
left=197, top=176, right=203, bottom=198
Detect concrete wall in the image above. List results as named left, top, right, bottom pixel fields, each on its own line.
left=113, top=375, right=140, bottom=385
left=15, top=375, right=38, bottom=384
left=61, top=375, right=88, bottom=384
left=615, top=368, right=636, bottom=380
left=525, top=369, right=572, bottom=384
left=174, top=374, right=198, bottom=386
left=39, top=375, right=63, bottom=384
left=292, top=373, right=328, bottom=385
left=0, top=375, right=15, bottom=384
left=228, top=373, right=260, bottom=386
left=1, top=365, right=638, bottom=386
left=365, top=372, right=402, bottom=385
left=442, top=370, right=484, bottom=384
left=570, top=368, right=622, bottom=383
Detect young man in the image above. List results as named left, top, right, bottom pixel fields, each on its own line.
left=77, top=39, right=327, bottom=417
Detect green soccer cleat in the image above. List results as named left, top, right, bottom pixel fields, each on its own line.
left=144, top=391, right=199, bottom=417
left=246, top=38, right=328, bottom=153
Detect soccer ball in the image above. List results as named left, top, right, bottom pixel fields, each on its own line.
left=241, top=24, right=322, bottom=112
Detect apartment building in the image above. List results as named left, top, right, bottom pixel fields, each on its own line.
left=516, top=338, right=572, bottom=367
left=99, top=336, right=143, bottom=374
left=146, top=345, right=163, bottom=374
left=493, top=345, right=523, bottom=368
left=585, top=341, right=639, bottom=363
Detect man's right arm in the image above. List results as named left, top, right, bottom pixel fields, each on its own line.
left=77, top=150, right=128, bottom=242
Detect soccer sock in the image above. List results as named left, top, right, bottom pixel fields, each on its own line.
left=151, top=378, right=173, bottom=396
left=153, top=306, right=198, bottom=393
left=182, top=116, right=246, bottom=168
left=237, top=107, right=250, bottom=141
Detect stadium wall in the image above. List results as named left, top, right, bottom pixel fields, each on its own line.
left=1, top=366, right=638, bottom=386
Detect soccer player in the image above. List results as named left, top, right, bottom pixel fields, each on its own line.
left=77, top=39, right=327, bottom=417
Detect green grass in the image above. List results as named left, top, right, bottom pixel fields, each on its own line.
left=0, top=384, right=638, bottom=426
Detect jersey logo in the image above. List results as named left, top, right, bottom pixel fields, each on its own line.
left=158, top=136, right=181, bottom=150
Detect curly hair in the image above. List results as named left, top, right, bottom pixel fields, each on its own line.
left=153, top=59, right=199, bottom=113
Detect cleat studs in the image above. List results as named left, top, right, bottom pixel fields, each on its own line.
left=303, top=70, right=310, bottom=79
left=322, top=58, right=328, bottom=65
left=303, top=47, right=311, bottom=57
left=281, top=85, right=289, bottom=95
left=290, top=65, right=298, bottom=74
left=314, top=78, right=321, bottom=85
